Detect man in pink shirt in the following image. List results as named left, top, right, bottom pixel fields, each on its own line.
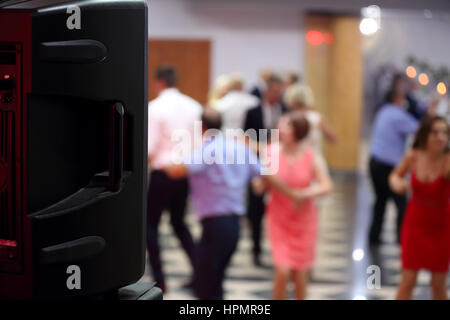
left=147, top=65, right=202, bottom=293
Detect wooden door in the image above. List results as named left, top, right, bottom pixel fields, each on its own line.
left=148, top=39, right=210, bottom=104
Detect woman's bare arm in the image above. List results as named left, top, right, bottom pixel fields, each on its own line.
left=262, top=174, right=296, bottom=199
left=164, top=164, right=188, bottom=179
left=389, top=151, right=415, bottom=194
left=289, top=153, right=333, bottom=205
left=320, top=118, right=338, bottom=144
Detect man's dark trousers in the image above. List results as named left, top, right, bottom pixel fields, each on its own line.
left=369, top=157, right=407, bottom=244
left=147, top=170, right=196, bottom=290
left=194, top=214, right=240, bottom=300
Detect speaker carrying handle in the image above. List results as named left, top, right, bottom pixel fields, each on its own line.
left=30, top=102, right=127, bottom=219
left=108, top=102, right=124, bottom=192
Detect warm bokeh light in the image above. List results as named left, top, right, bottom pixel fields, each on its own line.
left=306, top=30, right=323, bottom=46
left=418, top=73, right=429, bottom=86
left=437, top=82, right=447, bottom=95
left=405, top=66, right=417, bottom=78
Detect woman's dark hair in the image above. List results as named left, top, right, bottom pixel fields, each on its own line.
left=391, top=73, right=405, bottom=89
left=289, top=111, right=310, bottom=142
left=412, top=115, right=449, bottom=152
left=384, top=89, right=397, bottom=104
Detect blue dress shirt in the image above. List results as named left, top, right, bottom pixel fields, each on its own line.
left=185, top=135, right=261, bottom=220
left=370, top=103, right=419, bottom=166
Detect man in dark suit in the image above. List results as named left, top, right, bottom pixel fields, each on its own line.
left=250, top=69, right=273, bottom=101
left=244, top=74, right=288, bottom=267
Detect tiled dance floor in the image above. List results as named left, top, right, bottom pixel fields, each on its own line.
left=139, top=173, right=450, bottom=300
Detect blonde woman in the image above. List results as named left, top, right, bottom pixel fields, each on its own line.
left=215, top=74, right=259, bottom=130
left=208, top=74, right=233, bottom=108
left=283, top=84, right=337, bottom=151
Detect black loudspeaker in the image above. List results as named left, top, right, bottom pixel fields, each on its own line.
left=0, top=0, right=148, bottom=299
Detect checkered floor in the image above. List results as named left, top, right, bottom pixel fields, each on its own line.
left=139, top=173, right=450, bottom=300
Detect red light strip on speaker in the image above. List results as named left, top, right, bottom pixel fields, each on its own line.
left=0, top=239, right=16, bottom=247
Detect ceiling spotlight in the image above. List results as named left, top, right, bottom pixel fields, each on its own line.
left=360, top=5, right=381, bottom=36
left=360, top=18, right=378, bottom=35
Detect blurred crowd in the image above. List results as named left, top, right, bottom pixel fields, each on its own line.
left=146, top=64, right=449, bottom=300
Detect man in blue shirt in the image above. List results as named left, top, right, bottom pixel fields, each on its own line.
left=369, top=88, right=433, bottom=245
left=166, top=108, right=295, bottom=299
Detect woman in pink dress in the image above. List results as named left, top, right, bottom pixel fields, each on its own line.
left=262, top=112, right=333, bottom=299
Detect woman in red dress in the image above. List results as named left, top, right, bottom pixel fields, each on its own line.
left=389, top=115, right=450, bottom=300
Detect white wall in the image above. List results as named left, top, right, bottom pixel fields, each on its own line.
left=148, top=0, right=304, bottom=89
left=363, top=10, right=450, bottom=73
left=362, top=10, right=450, bottom=132
left=148, top=0, right=450, bottom=97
